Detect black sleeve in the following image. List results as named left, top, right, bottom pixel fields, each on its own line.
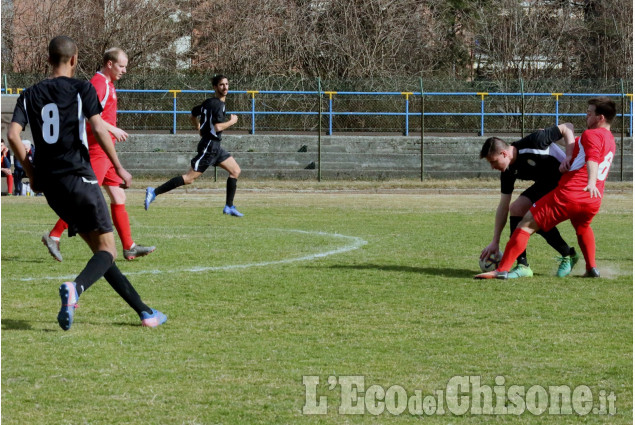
left=191, top=103, right=202, bottom=117
left=210, top=100, right=225, bottom=125
left=11, top=91, right=28, bottom=128
left=500, top=169, right=515, bottom=195
left=80, top=81, right=103, bottom=119
left=516, top=125, right=563, bottom=150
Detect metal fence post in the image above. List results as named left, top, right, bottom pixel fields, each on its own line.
left=552, top=93, right=562, bottom=125
left=402, top=92, right=413, bottom=136
left=419, top=78, right=424, bottom=182
left=520, top=78, right=525, bottom=137
left=477, top=93, right=487, bottom=136
left=248, top=90, right=258, bottom=134
left=318, top=78, right=322, bottom=182
left=169, top=90, right=180, bottom=134
left=325, top=92, right=336, bottom=135
left=620, top=79, right=625, bottom=181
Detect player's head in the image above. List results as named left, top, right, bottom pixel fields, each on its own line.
left=586, top=97, right=616, bottom=128
left=48, top=36, right=78, bottom=69
left=212, top=74, right=229, bottom=97
left=480, top=137, right=512, bottom=171
left=103, top=47, right=128, bottom=81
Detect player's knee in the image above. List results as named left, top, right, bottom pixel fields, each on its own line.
left=509, top=201, right=529, bottom=217
left=232, top=166, right=241, bottom=179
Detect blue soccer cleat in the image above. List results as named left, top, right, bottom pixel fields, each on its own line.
left=57, top=282, right=78, bottom=331
left=223, top=205, right=244, bottom=217
left=507, top=264, right=534, bottom=279
left=140, top=309, right=167, bottom=327
left=144, top=187, right=156, bottom=211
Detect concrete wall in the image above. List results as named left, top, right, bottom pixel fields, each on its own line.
left=118, top=134, right=633, bottom=180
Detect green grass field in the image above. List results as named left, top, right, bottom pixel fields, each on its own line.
left=2, top=180, right=632, bottom=424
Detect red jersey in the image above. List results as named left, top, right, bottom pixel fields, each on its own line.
left=557, top=127, right=615, bottom=202
left=86, top=72, right=117, bottom=154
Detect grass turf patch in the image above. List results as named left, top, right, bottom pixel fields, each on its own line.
left=2, top=185, right=632, bottom=424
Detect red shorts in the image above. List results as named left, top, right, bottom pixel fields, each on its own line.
left=89, top=151, right=122, bottom=187
left=531, top=188, right=600, bottom=232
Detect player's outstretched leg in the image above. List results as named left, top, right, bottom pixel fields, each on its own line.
left=42, top=232, right=63, bottom=262
left=140, top=309, right=168, bottom=327
left=57, top=282, right=78, bottom=330
left=474, top=270, right=509, bottom=279
left=123, top=243, right=156, bottom=260
left=144, top=187, right=156, bottom=210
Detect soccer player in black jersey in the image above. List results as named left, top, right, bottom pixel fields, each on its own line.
left=479, top=123, right=579, bottom=278
left=144, top=74, right=243, bottom=216
left=7, top=36, right=166, bottom=330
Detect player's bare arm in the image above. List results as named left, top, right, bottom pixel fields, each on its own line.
left=557, top=123, right=576, bottom=172
left=481, top=193, right=512, bottom=260
left=104, top=121, right=128, bottom=142
left=88, top=114, right=132, bottom=188
left=214, top=114, right=238, bottom=132
left=584, top=160, right=601, bottom=198
left=190, top=114, right=200, bottom=131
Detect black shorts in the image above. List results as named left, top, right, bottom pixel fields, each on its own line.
left=520, top=179, right=560, bottom=203
left=190, top=139, right=232, bottom=173
left=43, top=173, right=113, bottom=237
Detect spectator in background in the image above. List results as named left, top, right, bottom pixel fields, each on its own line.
left=1, top=140, right=14, bottom=195
left=12, top=139, right=33, bottom=195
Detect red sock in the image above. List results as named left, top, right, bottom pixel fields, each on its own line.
left=498, top=229, right=532, bottom=272
left=6, top=175, right=13, bottom=194
left=111, top=203, right=134, bottom=250
left=50, top=219, right=68, bottom=238
left=576, top=227, right=596, bottom=270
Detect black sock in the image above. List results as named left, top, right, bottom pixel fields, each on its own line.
left=103, top=263, right=152, bottom=316
left=75, top=251, right=114, bottom=296
left=537, top=227, right=572, bottom=257
left=226, top=177, right=237, bottom=207
left=509, top=216, right=528, bottom=266
left=155, top=176, right=185, bottom=196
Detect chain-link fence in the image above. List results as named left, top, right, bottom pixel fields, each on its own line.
left=3, top=73, right=632, bottom=135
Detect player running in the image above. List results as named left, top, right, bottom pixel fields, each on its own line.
left=144, top=74, right=243, bottom=216
left=8, top=36, right=166, bottom=329
left=41, top=47, right=155, bottom=262
left=476, top=97, right=617, bottom=279
left=479, top=123, right=578, bottom=278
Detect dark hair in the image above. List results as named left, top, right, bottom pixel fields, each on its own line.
left=480, top=137, right=508, bottom=159
left=588, top=97, right=616, bottom=123
left=103, top=47, right=125, bottom=65
left=212, top=74, right=228, bottom=87
left=48, top=36, right=77, bottom=66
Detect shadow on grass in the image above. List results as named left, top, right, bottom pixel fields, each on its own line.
left=327, top=264, right=476, bottom=278
left=2, top=319, right=33, bottom=330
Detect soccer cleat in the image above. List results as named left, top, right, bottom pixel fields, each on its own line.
left=582, top=267, right=600, bottom=278
left=57, top=282, right=78, bottom=331
left=474, top=270, right=508, bottom=280
left=144, top=187, right=156, bottom=210
left=556, top=253, right=579, bottom=277
left=223, top=205, right=244, bottom=217
left=42, top=232, right=63, bottom=262
left=140, top=309, right=167, bottom=327
left=507, top=264, right=534, bottom=279
left=123, top=244, right=156, bottom=260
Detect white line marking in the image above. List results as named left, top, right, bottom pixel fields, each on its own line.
left=19, top=229, right=367, bottom=282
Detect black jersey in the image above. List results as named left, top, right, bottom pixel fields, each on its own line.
left=11, top=76, right=102, bottom=179
left=501, top=125, right=566, bottom=194
left=191, top=97, right=227, bottom=142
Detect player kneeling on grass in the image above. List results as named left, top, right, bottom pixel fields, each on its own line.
left=479, top=122, right=578, bottom=278
left=476, top=97, right=617, bottom=280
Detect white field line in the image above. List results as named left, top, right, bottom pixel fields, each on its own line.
left=19, top=229, right=367, bottom=282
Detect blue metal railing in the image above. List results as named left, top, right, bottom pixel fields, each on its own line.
left=2, top=87, right=633, bottom=136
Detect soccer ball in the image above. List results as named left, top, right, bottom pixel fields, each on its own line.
left=479, top=251, right=503, bottom=272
